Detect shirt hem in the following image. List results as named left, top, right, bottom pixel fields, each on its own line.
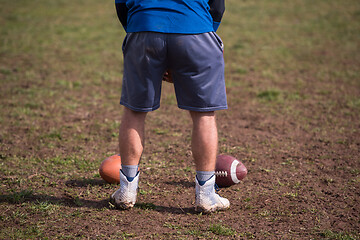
left=126, top=27, right=214, bottom=35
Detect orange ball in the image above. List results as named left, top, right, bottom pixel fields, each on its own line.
left=99, top=155, right=121, bottom=184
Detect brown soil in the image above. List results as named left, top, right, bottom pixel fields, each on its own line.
left=2, top=77, right=359, bottom=239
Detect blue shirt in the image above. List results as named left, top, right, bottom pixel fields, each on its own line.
left=115, top=0, right=219, bottom=33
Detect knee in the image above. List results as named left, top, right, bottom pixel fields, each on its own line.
left=122, top=107, right=147, bottom=124
left=190, top=111, right=215, bottom=120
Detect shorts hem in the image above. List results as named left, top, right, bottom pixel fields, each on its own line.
left=178, top=105, right=228, bottom=112
left=120, top=101, right=160, bottom=112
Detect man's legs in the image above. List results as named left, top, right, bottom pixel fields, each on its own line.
left=111, top=107, right=146, bottom=209
left=190, top=111, right=230, bottom=213
left=111, top=108, right=229, bottom=212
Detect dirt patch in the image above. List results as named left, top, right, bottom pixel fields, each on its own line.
left=1, top=0, right=359, bottom=238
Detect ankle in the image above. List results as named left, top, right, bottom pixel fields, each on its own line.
left=121, top=165, right=139, bottom=181
left=196, top=171, right=215, bottom=186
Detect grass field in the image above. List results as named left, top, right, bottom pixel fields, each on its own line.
left=1, top=0, right=359, bottom=239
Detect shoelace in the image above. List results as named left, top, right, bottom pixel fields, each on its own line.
left=214, top=183, right=220, bottom=193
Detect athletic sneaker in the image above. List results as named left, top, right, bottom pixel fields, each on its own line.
left=195, top=175, right=230, bottom=213
left=110, top=171, right=139, bottom=210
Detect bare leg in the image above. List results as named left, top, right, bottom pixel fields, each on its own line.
left=110, top=107, right=146, bottom=209
left=190, top=111, right=218, bottom=172
left=118, top=107, right=147, bottom=166
left=191, top=111, right=229, bottom=213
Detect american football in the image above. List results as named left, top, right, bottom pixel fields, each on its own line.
left=215, top=155, right=247, bottom=188
left=99, top=154, right=121, bottom=184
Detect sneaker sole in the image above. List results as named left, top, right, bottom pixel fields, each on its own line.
left=109, top=196, right=134, bottom=210
left=195, top=205, right=229, bottom=214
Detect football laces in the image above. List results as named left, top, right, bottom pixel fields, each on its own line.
left=215, top=171, right=228, bottom=177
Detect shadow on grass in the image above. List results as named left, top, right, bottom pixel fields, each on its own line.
left=0, top=190, right=109, bottom=209
left=0, top=191, right=199, bottom=215
left=134, top=202, right=197, bottom=215
left=65, top=178, right=110, bottom=187
left=164, top=180, right=194, bottom=188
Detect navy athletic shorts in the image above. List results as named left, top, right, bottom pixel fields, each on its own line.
left=120, top=32, right=227, bottom=112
